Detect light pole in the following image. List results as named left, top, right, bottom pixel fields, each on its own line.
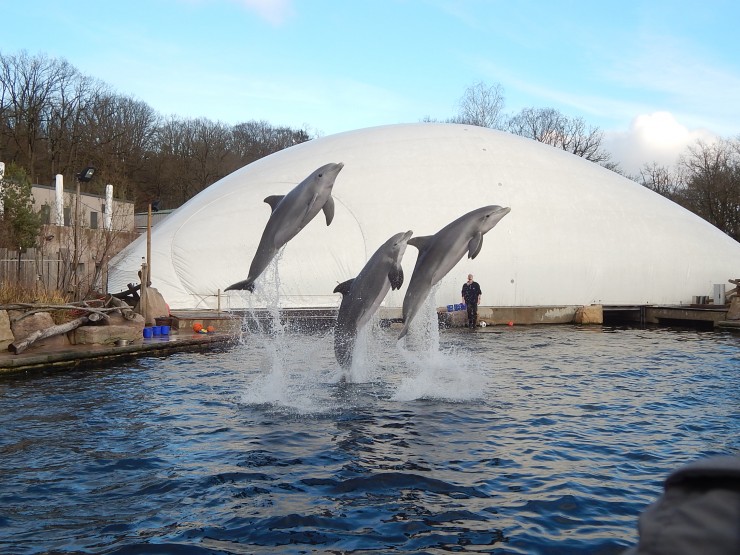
left=73, top=166, right=95, bottom=300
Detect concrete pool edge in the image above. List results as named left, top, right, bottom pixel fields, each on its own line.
left=0, top=333, right=237, bottom=376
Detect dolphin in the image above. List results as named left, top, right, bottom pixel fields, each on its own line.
left=333, top=230, right=413, bottom=368
left=225, top=162, right=344, bottom=292
left=398, top=205, right=511, bottom=339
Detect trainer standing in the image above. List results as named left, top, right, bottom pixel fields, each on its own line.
left=461, top=274, right=482, bottom=329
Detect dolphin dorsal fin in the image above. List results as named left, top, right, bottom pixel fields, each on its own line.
left=388, top=266, right=404, bottom=290
left=323, top=196, right=335, bottom=226
left=408, top=235, right=434, bottom=253
left=264, top=195, right=285, bottom=213
left=333, top=278, right=354, bottom=296
left=468, top=232, right=484, bottom=259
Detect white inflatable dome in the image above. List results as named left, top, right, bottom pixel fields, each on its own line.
left=108, top=123, right=740, bottom=310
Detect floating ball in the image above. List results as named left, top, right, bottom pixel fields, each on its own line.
left=480, top=321, right=487, bottom=327
left=206, top=325, right=215, bottom=333
left=508, top=321, right=514, bottom=326
left=193, top=322, right=203, bottom=332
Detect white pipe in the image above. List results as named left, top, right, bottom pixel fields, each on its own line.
left=104, top=184, right=113, bottom=231
left=55, top=174, right=64, bottom=226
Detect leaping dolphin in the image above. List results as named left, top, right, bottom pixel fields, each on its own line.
left=334, top=230, right=413, bottom=368
left=225, top=162, right=344, bottom=292
left=398, top=205, right=511, bottom=339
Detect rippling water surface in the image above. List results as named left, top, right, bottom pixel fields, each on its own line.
left=1, top=323, right=738, bottom=554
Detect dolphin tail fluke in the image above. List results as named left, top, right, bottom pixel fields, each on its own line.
left=389, top=266, right=404, bottom=290
left=397, top=324, right=409, bottom=341
left=225, top=278, right=255, bottom=292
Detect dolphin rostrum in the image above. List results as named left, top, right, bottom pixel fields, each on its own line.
left=334, top=230, right=413, bottom=368
left=398, top=205, right=511, bottom=339
left=225, top=162, right=344, bottom=292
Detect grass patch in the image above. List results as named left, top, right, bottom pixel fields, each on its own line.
left=0, top=280, right=71, bottom=305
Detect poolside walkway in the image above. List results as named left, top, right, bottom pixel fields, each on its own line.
left=0, top=331, right=236, bottom=376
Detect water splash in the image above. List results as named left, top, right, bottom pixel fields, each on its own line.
left=394, top=285, right=489, bottom=402
left=392, top=344, right=489, bottom=402
left=235, top=251, right=341, bottom=414
left=399, top=286, right=441, bottom=353
left=343, top=317, right=397, bottom=384
left=236, top=263, right=487, bottom=409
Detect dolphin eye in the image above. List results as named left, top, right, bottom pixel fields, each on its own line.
left=318, top=173, right=323, bottom=177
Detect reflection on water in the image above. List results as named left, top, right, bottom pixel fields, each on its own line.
left=0, top=324, right=738, bottom=554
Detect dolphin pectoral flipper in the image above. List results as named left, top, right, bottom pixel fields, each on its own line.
left=408, top=236, right=434, bottom=253
left=323, top=196, right=335, bottom=225
left=389, top=266, right=404, bottom=290
left=334, top=279, right=354, bottom=296
left=264, top=195, right=284, bottom=213
left=468, top=232, right=483, bottom=259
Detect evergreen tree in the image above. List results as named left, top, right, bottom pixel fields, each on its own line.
left=0, top=163, right=42, bottom=250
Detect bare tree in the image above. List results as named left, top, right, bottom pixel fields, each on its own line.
left=678, top=138, right=740, bottom=240
left=506, top=106, right=612, bottom=165
left=637, top=162, right=683, bottom=199
left=1, top=50, right=315, bottom=222
left=231, top=120, right=309, bottom=164
left=452, top=82, right=506, bottom=129
left=45, top=70, right=104, bottom=178
left=0, top=51, right=79, bottom=182
left=85, top=92, right=158, bottom=197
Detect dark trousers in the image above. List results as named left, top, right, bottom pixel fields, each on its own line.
left=466, top=302, right=478, bottom=328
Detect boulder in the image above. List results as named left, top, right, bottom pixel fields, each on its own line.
left=726, top=297, right=740, bottom=320
left=134, top=287, right=169, bottom=326
left=9, top=310, right=70, bottom=349
left=0, top=310, right=14, bottom=350
left=574, top=304, right=603, bottom=325
left=68, top=312, right=145, bottom=345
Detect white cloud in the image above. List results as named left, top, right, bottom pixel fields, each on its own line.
left=603, top=111, right=718, bottom=176
left=600, top=35, right=740, bottom=136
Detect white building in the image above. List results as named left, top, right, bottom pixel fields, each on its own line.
left=31, top=183, right=134, bottom=232
left=108, top=124, right=740, bottom=310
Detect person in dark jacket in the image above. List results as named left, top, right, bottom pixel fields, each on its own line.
left=461, top=274, right=482, bottom=329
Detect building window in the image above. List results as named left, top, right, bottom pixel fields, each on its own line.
left=40, top=204, right=51, bottom=224
left=64, top=207, right=71, bottom=227
left=90, top=212, right=98, bottom=229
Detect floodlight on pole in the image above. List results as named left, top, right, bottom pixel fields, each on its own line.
left=77, top=166, right=95, bottom=183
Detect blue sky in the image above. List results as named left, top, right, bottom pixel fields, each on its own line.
left=2, top=0, right=739, bottom=174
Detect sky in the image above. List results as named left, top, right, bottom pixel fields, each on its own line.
left=2, top=0, right=739, bottom=175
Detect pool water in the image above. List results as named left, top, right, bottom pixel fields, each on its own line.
left=1, top=324, right=738, bottom=554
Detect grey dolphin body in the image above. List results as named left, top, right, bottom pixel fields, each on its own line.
left=398, top=205, right=511, bottom=339
left=334, top=230, right=413, bottom=368
left=225, top=162, right=344, bottom=292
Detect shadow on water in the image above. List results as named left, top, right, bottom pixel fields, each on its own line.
left=1, top=262, right=738, bottom=554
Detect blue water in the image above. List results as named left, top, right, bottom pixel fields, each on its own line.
left=1, top=324, right=738, bottom=554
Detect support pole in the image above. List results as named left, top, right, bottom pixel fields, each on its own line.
left=146, top=204, right=152, bottom=286
left=140, top=260, right=148, bottom=326
left=73, top=178, right=81, bottom=300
